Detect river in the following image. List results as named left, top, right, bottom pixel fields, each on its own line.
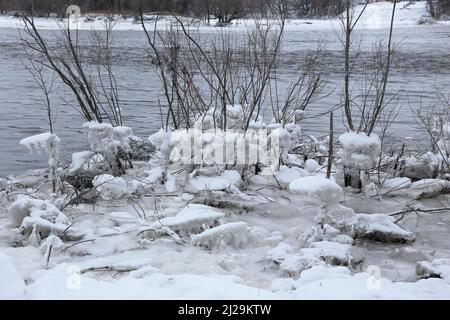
left=0, top=23, right=449, bottom=176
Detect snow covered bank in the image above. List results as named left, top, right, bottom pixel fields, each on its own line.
left=1, top=1, right=450, bottom=300
left=2, top=248, right=450, bottom=299
left=0, top=2, right=447, bottom=32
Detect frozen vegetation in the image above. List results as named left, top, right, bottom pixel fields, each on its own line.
left=1, top=1, right=450, bottom=300
left=2, top=103, right=450, bottom=299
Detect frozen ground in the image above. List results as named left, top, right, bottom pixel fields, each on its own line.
left=1, top=161, right=450, bottom=299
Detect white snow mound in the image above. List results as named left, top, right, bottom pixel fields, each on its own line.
left=289, top=176, right=343, bottom=205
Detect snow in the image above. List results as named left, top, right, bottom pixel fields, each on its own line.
left=20, top=132, right=60, bottom=167
left=92, top=174, right=128, bottom=200
left=408, top=179, right=449, bottom=199
left=191, top=222, right=249, bottom=250
left=84, top=122, right=133, bottom=155
left=109, top=212, right=139, bottom=225
left=2, top=1, right=450, bottom=300
left=25, top=263, right=276, bottom=299
left=339, top=131, right=381, bottom=170
left=267, top=242, right=295, bottom=264
left=377, top=177, right=412, bottom=195
left=276, top=265, right=450, bottom=299
left=304, top=159, right=321, bottom=173
left=0, top=2, right=446, bottom=32
left=0, top=252, right=26, bottom=299
left=188, top=170, right=242, bottom=192
left=279, top=241, right=364, bottom=277
left=143, top=167, right=163, bottom=184
left=8, top=196, right=70, bottom=238
left=68, top=151, right=96, bottom=174
left=403, top=153, right=441, bottom=180
left=276, top=165, right=309, bottom=184
left=289, top=176, right=343, bottom=205
left=340, top=213, right=415, bottom=243
left=146, top=204, right=225, bottom=236
left=417, top=259, right=450, bottom=283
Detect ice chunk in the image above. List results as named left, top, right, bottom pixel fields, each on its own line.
left=190, top=222, right=249, bottom=250
left=276, top=166, right=308, bottom=184
left=280, top=242, right=363, bottom=277
left=403, top=153, right=440, bottom=180
left=417, top=259, right=450, bottom=283
left=147, top=204, right=224, bottom=236
left=304, top=159, right=321, bottom=173
left=408, top=179, right=448, bottom=199
left=188, top=170, right=242, bottom=192
left=377, top=177, right=412, bottom=196
left=340, top=213, right=415, bottom=243
left=267, top=242, right=295, bottom=264
left=296, top=265, right=351, bottom=285
left=8, top=196, right=70, bottom=238
left=109, top=212, right=138, bottom=225
left=289, top=176, right=343, bottom=205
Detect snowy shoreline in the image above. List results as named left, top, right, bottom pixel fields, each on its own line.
left=1, top=123, right=450, bottom=299
left=2, top=1, right=450, bottom=300
left=0, top=1, right=448, bottom=32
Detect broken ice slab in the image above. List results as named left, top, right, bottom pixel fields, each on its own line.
left=338, top=213, right=415, bottom=243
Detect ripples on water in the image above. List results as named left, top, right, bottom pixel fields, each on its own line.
left=0, top=25, right=449, bottom=176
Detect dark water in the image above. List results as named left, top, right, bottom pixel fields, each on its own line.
left=1, top=25, right=450, bottom=176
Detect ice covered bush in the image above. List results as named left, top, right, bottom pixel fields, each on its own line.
left=289, top=176, right=343, bottom=205
left=92, top=174, right=128, bottom=200
left=84, top=122, right=134, bottom=175
left=436, top=123, right=450, bottom=156
left=269, top=123, right=302, bottom=164
left=403, top=153, right=440, bottom=180
left=339, top=131, right=381, bottom=188
left=193, top=108, right=216, bottom=131
left=84, top=122, right=132, bottom=154
left=193, top=105, right=245, bottom=131
left=20, top=132, right=60, bottom=168
left=339, top=132, right=381, bottom=170
left=8, top=196, right=70, bottom=239
left=20, top=132, right=60, bottom=191
left=224, top=104, right=244, bottom=130
left=68, top=151, right=106, bottom=176
left=148, top=129, right=181, bottom=184
left=144, top=204, right=224, bottom=237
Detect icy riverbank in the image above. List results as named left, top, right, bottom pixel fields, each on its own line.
left=0, top=1, right=447, bottom=32
left=2, top=148, right=450, bottom=299
left=2, top=0, right=450, bottom=300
